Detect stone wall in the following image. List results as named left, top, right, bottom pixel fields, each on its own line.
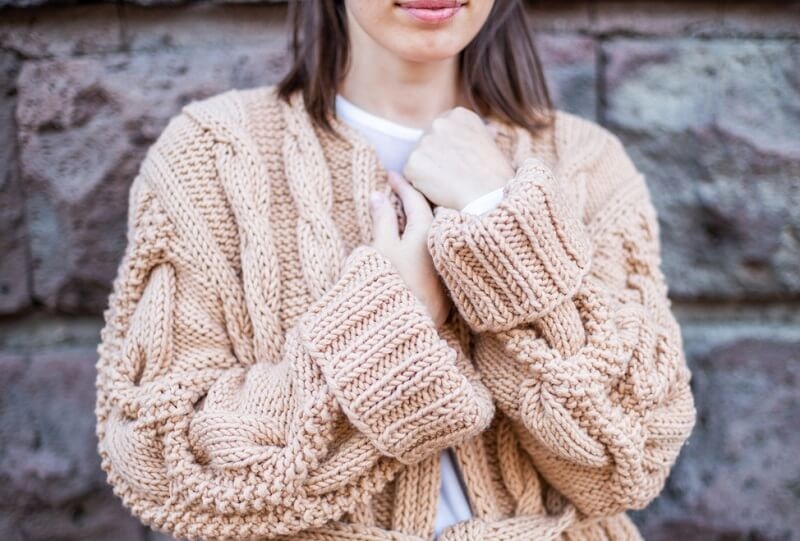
left=0, top=1, right=798, bottom=539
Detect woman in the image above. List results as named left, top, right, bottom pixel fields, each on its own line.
left=94, top=0, right=697, bottom=540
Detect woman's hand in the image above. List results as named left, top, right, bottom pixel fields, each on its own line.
left=369, top=171, right=452, bottom=328
left=402, top=106, right=515, bottom=210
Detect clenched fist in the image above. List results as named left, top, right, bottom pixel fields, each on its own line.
left=402, top=106, right=515, bottom=210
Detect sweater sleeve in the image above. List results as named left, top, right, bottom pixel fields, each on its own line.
left=95, top=113, right=494, bottom=541
left=426, top=126, right=696, bottom=518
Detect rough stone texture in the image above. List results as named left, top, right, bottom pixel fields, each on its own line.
left=526, top=1, right=593, bottom=33
left=631, top=326, right=800, bottom=540
left=0, top=314, right=103, bottom=351
left=718, top=2, right=800, bottom=37
left=16, top=45, right=288, bottom=313
left=0, top=6, right=123, bottom=57
left=536, top=34, right=598, bottom=120
left=603, top=38, right=800, bottom=301
left=591, top=1, right=723, bottom=36
left=0, top=2, right=799, bottom=540
left=120, top=4, right=288, bottom=51
left=591, top=1, right=800, bottom=38
left=0, top=350, right=145, bottom=540
left=0, top=52, right=30, bottom=314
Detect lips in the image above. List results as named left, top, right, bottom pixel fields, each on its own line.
left=398, top=0, right=463, bottom=7
left=396, top=0, right=466, bottom=24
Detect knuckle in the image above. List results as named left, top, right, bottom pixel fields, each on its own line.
left=431, top=117, right=447, bottom=133
left=457, top=106, right=481, bottom=126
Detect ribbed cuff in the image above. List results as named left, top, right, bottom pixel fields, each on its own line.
left=427, top=157, right=592, bottom=332
left=298, top=244, right=489, bottom=464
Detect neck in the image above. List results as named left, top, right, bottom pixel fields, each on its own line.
left=338, top=16, right=468, bottom=130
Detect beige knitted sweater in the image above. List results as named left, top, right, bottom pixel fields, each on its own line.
left=95, top=84, right=696, bottom=541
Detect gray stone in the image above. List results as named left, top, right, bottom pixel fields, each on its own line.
left=592, top=2, right=724, bottom=37
left=0, top=350, right=145, bottom=540
left=573, top=1, right=800, bottom=38
left=16, top=45, right=289, bottom=314
left=718, top=3, right=800, bottom=38
left=631, top=327, right=800, bottom=539
left=0, top=314, right=102, bottom=351
left=121, top=3, right=288, bottom=52
left=526, top=1, right=593, bottom=34
left=147, top=530, right=181, bottom=541
left=536, top=34, right=598, bottom=120
left=603, top=39, right=800, bottom=301
left=0, top=52, right=30, bottom=314
left=0, top=350, right=100, bottom=505
left=0, top=6, right=123, bottom=58
left=1, top=492, right=146, bottom=541
left=4, top=0, right=316, bottom=9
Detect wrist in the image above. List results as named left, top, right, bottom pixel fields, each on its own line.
left=457, top=162, right=515, bottom=210
left=458, top=179, right=512, bottom=211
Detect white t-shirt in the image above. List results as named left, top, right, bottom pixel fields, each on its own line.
left=334, top=93, right=504, bottom=216
left=334, top=93, right=503, bottom=538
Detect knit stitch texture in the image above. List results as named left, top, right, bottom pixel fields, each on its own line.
left=95, top=84, right=696, bottom=541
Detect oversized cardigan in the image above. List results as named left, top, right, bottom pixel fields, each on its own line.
left=94, top=83, right=697, bottom=541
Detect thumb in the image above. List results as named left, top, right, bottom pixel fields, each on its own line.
left=370, top=191, right=399, bottom=244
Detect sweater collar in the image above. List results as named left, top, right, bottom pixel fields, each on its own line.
left=332, top=101, right=522, bottom=172
left=276, top=88, right=536, bottom=268
left=285, top=87, right=526, bottom=181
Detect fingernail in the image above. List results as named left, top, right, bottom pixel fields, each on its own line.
left=369, top=192, right=383, bottom=208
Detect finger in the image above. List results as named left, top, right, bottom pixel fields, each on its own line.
left=451, top=105, right=484, bottom=127
left=387, top=171, right=432, bottom=227
left=369, top=191, right=399, bottom=243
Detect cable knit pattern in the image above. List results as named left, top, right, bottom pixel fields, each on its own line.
left=427, top=115, right=697, bottom=518
left=95, top=84, right=694, bottom=541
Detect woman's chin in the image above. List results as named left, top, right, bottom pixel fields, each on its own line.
left=384, top=35, right=466, bottom=63
left=395, top=49, right=461, bottom=63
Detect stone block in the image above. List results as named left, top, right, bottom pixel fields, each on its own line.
left=0, top=52, right=30, bottom=314
left=603, top=39, right=800, bottom=300
left=121, top=3, right=288, bottom=52
left=526, top=1, right=592, bottom=34
left=0, top=350, right=145, bottom=540
left=537, top=34, right=598, bottom=120
left=16, top=45, right=289, bottom=313
left=592, top=1, right=800, bottom=38
left=719, top=3, right=800, bottom=38
left=631, top=326, right=800, bottom=539
left=0, top=6, right=123, bottom=58
left=592, top=2, right=724, bottom=37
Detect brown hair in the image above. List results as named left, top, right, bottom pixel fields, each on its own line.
left=277, top=0, right=554, bottom=139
